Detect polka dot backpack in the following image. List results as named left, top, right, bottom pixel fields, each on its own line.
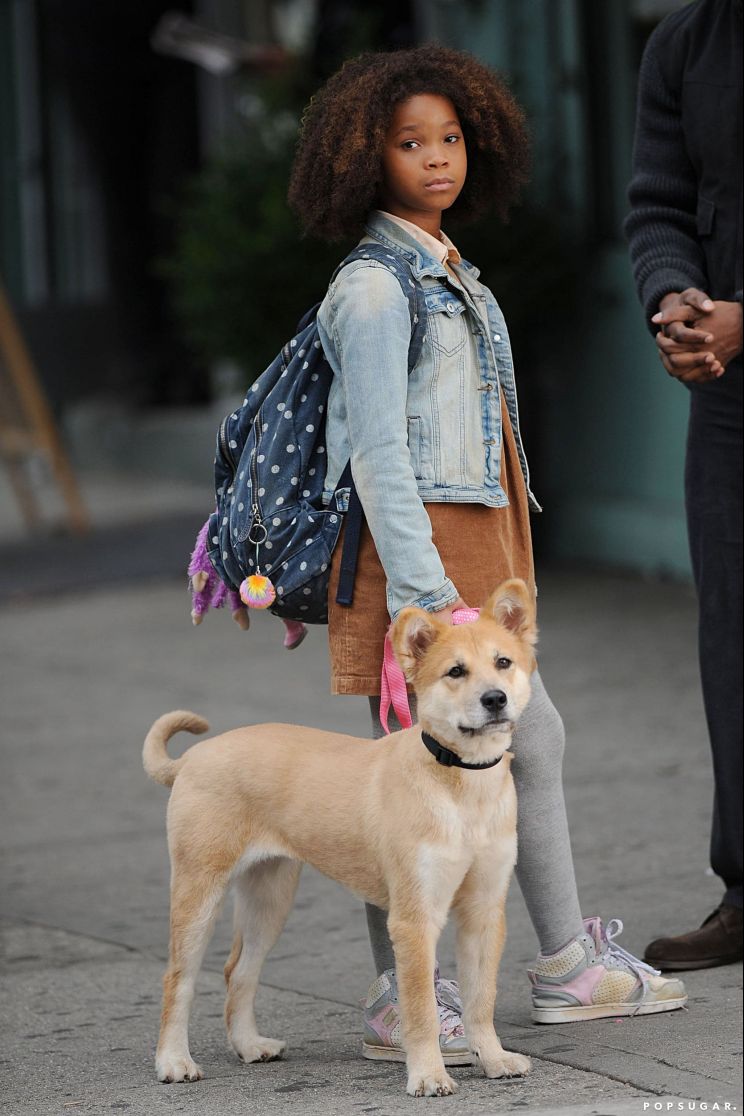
left=193, top=243, right=426, bottom=626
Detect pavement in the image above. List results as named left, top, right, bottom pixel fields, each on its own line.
left=0, top=469, right=742, bottom=1116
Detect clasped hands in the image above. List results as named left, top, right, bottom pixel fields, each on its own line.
left=652, top=289, right=743, bottom=384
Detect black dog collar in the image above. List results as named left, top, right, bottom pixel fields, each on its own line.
left=421, top=731, right=502, bottom=770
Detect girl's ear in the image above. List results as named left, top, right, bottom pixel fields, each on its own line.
left=483, top=579, right=538, bottom=647
left=390, top=607, right=444, bottom=681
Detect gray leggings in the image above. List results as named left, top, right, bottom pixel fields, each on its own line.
left=366, top=671, right=582, bottom=970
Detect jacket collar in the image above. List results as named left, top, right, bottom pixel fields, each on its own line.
left=364, top=211, right=481, bottom=281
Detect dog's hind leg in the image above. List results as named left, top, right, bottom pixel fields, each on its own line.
left=156, top=866, right=229, bottom=1083
left=224, top=856, right=301, bottom=1064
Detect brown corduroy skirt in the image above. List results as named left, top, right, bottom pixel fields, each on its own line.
left=327, top=398, right=536, bottom=695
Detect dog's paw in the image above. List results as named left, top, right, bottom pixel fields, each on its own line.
left=406, top=1069, right=458, bottom=1097
left=480, top=1049, right=531, bottom=1079
left=156, top=1054, right=204, bottom=1083
left=234, top=1036, right=286, bottom=1063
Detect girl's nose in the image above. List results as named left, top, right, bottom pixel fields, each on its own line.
left=426, top=150, right=448, bottom=168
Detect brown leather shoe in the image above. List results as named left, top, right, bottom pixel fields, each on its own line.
left=644, top=904, right=743, bottom=970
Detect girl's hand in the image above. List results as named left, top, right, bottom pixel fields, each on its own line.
left=433, top=596, right=471, bottom=625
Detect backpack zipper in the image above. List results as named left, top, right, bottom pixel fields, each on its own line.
left=249, top=409, right=262, bottom=503
left=218, top=416, right=235, bottom=473
left=236, top=410, right=265, bottom=546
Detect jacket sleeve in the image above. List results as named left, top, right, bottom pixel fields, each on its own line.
left=624, top=25, right=709, bottom=328
left=320, top=262, right=458, bottom=619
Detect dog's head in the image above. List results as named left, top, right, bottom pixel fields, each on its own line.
left=390, top=580, right=536, bottom=764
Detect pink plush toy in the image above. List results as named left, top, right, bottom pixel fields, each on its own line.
left=187, top=518, right=307, bottom=650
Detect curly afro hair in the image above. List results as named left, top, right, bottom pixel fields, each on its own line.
left=288, top=44, right=530, bottom=241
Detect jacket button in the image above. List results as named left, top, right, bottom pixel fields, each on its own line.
left=493, top=333, right=501, bottom=342
left=446, top=302, right=457, bottom=313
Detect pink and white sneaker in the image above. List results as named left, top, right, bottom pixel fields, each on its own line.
left=529, top=916, right=688, bottom=1023
left=362, top=968, right=472, bottom=1064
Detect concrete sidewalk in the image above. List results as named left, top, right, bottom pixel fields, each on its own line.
left=0, top=503, right=741, bottom=1115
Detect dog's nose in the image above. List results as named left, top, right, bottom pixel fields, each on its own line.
left=481, top=689, right=508, bottom=713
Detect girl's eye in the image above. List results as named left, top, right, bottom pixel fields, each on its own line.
left=447, top=664, right=466, bottom=679
left=401, top=140, right=420, bottom=150
left=496, top=657, right=512, bottom=671
left=444, top=133, right=460, bottom=144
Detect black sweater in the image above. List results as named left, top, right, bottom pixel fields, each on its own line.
left=625, top=0, right=743, bottom=326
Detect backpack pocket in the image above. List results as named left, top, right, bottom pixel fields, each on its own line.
left=210, top=497, right=343, bottom=623
left=266, top=503, right=344, bottom=622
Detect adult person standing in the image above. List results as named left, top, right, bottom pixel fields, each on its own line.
left=625, top=0, right=742, bottom=969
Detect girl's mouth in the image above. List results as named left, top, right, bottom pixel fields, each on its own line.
left=424, top=178, right=456, bottom=191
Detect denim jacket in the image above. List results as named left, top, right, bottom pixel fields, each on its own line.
left=316, top=211, right=539, bottom=620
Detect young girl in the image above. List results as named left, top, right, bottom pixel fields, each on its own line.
left=288, top=45, right=686, bottom=1061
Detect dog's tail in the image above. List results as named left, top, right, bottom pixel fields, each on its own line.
left=143, top=710, right=209, bottom=787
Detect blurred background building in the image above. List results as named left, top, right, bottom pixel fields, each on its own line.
left=0, top=0, right=694, bottom=576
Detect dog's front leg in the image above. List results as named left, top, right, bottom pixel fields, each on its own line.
left=453, top=865, right=531, bottom=1080
left=389, top=912, right=457, bottom=1098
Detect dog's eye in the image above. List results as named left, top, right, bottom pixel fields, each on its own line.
left=447, top=664, right=466, bottom=679
left=495, top=656, right=512, bottom=670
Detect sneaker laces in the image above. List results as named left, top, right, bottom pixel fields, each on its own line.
left=434, top=974, right=464, bottom=1038
left=436, top=1001, right=465, bottom=1038
left=364, top=970, right=465, bottom=1039
left=604, top=918, right=661, bottom=979
left=434, top=974, right=462, bottom=1011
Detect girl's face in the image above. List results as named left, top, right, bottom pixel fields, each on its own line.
left=379, top=93, right=467, bottom=232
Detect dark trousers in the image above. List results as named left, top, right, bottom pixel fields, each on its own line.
left=685, top=361, right=743, bottom=909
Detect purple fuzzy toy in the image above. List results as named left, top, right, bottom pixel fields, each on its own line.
left=188, top=518, right=248, bottom=629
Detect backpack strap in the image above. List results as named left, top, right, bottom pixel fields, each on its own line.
left=333, top=244, right=426, bottom=608
left=330, top=243, right=426, bottom=374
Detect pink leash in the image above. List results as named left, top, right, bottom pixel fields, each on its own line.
left=379, top=607, right=481, bottom=735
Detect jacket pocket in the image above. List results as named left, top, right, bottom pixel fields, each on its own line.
left=696, top=196, right=715, bottom=237
left=424, top=288, right=466, bottom=356
left=407, top=415, right=434, bottom=482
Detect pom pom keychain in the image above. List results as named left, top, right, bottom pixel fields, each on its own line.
left=239, top=573, right=276, bottom=609
left=239, top=514, right=277, bottom=610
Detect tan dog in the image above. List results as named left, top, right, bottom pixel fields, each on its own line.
left=144, top=578, right=536, bottom=1098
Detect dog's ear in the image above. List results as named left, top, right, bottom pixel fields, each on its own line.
left=483, top=579, right=538, bottom=647
left=391, top=607, right=443, bottom=681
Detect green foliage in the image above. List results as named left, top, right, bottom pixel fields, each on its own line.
left=162, top=131, right=347, bottom=383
